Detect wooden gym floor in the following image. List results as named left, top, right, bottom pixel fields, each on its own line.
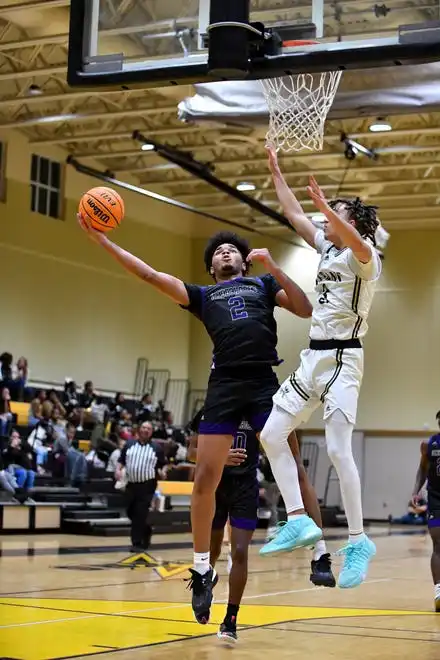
left=0, top=526, right=439, bottom=659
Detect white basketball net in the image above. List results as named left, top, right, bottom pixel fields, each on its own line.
left=260, top=71, right=343, bottom=152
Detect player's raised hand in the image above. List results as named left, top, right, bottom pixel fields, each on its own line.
left=226, top=448, right=247, bottom=466
left=77, top=212, right=105, bottom=243
left=306, top=176, right=330, bottom=214
left=267, top=145, right=282, bottom=179
left=247, top=248, right=275, bottom=270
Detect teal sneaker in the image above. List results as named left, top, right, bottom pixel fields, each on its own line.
left=337, top=536, right=376, bottom=588
left=260, top=516, right=322, bottom=557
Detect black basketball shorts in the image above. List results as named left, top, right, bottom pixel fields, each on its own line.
left=428, top=490, right=440, bottom=528
left=212, top=471, right=259, bottom=532
left=198, top=367, right=279, bottom=436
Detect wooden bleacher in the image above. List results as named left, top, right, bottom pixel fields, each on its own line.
left=10, top=401, right=30, bottom=426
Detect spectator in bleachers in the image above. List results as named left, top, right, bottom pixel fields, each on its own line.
left=3, top=430, right=35, bottom=496
left=29, top=389, right=46, bottom=426
left=47, top=389, right=66, bottom=418
left=106, top=434, right=127, bottom=476
left=53, top=422, right=87, bottom=486
left=28, top=410, right=55, bottom=474
left=77, top=380, right=97, bottom=431
left=0, top=386, right=13, bottom=438
left=62, top=379, right=80, bottom=424
left=135, top=393, right=156, bottom=424
left=0, top=451, right=18, bottom=500
left=109, top=392, right=127, bottom=424
left=0, top=352, right=13, bottom=386
left=12, top=356, right=29, bottom=401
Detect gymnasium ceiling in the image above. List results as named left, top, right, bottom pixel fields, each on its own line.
left=1, top=0, right=440, bottom=235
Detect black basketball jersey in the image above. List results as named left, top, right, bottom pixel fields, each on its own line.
left=182, top=275, right=282, bottom=369
left=223, top=419, right=258, bottom=477
left=427, top=434, right=440, bottom=497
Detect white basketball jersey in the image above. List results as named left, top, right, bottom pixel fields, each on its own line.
left=310, top=230, right=381, bottom=341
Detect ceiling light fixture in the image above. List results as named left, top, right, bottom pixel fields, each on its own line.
left=369, top=121, right=392, bottom=133
left=141, top=143, right=155, bottom=151
left=236, top=182, right=256, bottom=192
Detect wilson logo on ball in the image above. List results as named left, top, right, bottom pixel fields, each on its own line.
left=87, top=198, right=110, bottom=223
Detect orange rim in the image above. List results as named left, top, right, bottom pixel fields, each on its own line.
left=282, top=39, right=319, bottom=47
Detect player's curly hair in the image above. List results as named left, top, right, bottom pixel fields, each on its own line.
left=329, top=197, right=379, bottom=245
left=204, top=231, right=251, bottom=276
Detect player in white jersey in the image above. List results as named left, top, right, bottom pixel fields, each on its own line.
left=258, top=147, right=381, bottom=589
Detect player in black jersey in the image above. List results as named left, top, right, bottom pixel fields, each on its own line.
left=187, top=410, right=259, bottom=643
left=77, top=218, right=326, bottom=623
left=412, top=422, right=440, bottom=611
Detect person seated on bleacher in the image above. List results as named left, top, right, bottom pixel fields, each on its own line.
left=0, top=352, right=14, bottom=389
left=135, top=393, right=156, bottom=424
left=0, top=450, right=19, bottom=501
left=53, top=422, right=87, bottom=486
left=47, top=389, right=66, bottom=418
left=12, top=356, right=29, bottom=401
left=29, top=389, right=46, bottom=426
left=0, top=386, right=14, bottom=438
left=62, top=379, right=81, bottom=425
left=109, top=392, right=127, bottom=424
left=77, top=380, right=97, bottom=431
left=2, top=429, right=35, bottom=498
left=28, top=409, right=55, bottom=475
left=106, top=433, right=128, bottom=477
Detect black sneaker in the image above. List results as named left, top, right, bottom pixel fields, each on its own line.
left=435, top=597, right=440, bottom=613
left=310, top=553, right=336, bottom=588
left=186, top=567, right=218, bottom=624
left=218, top=618, right=238, bottom=645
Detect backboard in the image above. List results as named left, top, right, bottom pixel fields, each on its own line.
left=68, top=0, right=440, bottom=89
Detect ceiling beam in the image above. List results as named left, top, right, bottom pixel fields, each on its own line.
left=0, top=0, right=68, bottom=14
left=0, top=105, right=177, bottom=129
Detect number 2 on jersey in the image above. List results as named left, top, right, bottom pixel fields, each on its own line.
left=228, top=295, right=248, bottom=320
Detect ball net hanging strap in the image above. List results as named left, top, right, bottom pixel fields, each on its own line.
left=260, top=40, right=343, bottom=153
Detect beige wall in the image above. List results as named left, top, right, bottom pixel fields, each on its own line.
left=188, top=230, right=440, bottom=432
left=1, top=131, right=193, bottom=393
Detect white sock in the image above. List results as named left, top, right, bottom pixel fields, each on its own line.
left=325, top=411, right=364, bottom=538
left=193, top=551, right=210, bottom=575
left=288, top=512, right=307, bottom=521
left=259, top=405, right=304, bottom=514
left=349, top=532, right=366, bottom=544
left=435, top=583, right=440, bottom=600
left=313, top=539, right=327, bottom=561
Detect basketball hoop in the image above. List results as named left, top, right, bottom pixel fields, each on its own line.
left=260, top=40, right=343, bottom=153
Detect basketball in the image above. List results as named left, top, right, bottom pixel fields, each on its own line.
left=79, top=187, right=124, bottom=232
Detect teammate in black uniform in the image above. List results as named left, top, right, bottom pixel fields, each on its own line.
left=412, top=418, right=440, bottom=611
left=77, top=218, right=329, bottom=623
left=188, top=409, right=259, bottom=643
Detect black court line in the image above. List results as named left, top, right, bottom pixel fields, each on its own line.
left=266, top=624, right=439, bottom=645
left=289, top=619, right=440, bottom=635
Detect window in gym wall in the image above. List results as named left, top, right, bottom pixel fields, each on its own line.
left=30, top=154, right=62, bottom=219
left=0, top=142, right=6, bottom=202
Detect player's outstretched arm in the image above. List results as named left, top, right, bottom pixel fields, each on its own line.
left=411, top=440, right=429, bottom=506
left=267, top=147, right=318, bottom=248
left=77, top=213, right=189, bottom=306
left=307, top=177, right=372, bottom=264
left=247, top=248, right=312, bottom=318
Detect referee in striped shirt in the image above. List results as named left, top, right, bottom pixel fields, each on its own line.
left=117, top=421, right=165, bottom=551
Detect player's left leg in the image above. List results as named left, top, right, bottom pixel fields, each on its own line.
left=428, top=518, right=440, bottom=611
left=217, top=475, right=257, bottom=645
left=320, top=349, right=375, bottom=588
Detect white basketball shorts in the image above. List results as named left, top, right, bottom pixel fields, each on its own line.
left=273, top=346, right=364, bottom=425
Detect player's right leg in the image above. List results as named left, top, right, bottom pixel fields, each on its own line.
left=428, top=517, right=440, bottom=611
left=258, top=361, right=322, bottom=556
left=287, top=431, right=335, bottom=588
